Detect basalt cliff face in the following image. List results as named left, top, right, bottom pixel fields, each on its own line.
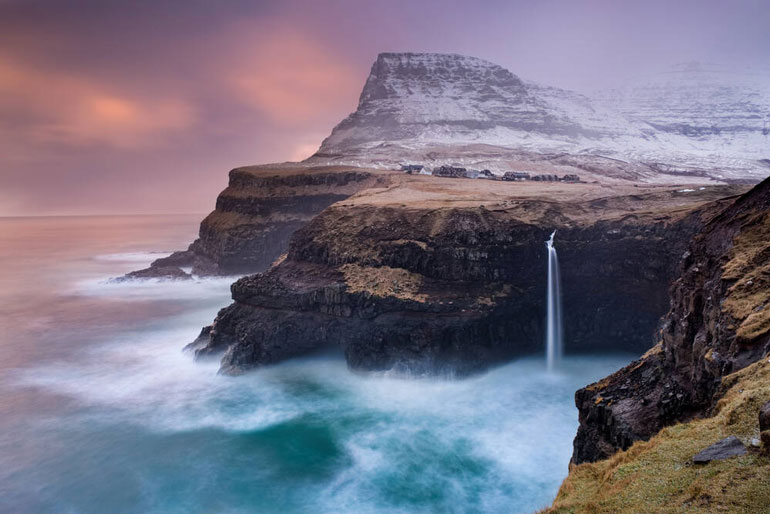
left=188, top=176, right=743, bottom=375
left=572, top=176, right=770, bottom=464
left=127, top=165, right=392, bottom=278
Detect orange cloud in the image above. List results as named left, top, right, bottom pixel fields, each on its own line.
left=225, top=28, right=360, bottom=125
left=61, top=94, right=194, bottom=148
left=289, top=139, right=323, bottom=161
left=88, top=96, right=138, bottom=124
left=0, top=55, right=196, bottom=149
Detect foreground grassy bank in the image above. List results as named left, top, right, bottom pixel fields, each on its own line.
left=547, top=354, right=770, bottom=513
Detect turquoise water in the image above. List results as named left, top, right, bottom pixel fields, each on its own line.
left=0, top=216, right=634, bottom=513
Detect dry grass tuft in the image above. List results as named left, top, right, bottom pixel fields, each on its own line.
left=340, top=263, right=428, bottom=302
left=722, top=211, right=770, bottom=344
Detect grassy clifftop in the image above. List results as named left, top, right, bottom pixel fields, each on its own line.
left=549, top=355, right=770, bottom=513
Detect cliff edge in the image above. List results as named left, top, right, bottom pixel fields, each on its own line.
left=125, top=165, right=393, bottom=278
left=571, top=177, right=770, bottom=465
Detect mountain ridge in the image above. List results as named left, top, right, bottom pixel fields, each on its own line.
left=311, top=52, right=770, bottom=183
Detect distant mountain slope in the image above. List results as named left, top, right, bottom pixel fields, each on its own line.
left=598, top=62, right=770, bottom=139
left=310, top=53, right=770, bottom=183
left=316, top=52, right=644, bottom=154
left=595, top=62, right=770, bottom=176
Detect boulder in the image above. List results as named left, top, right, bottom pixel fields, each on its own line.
left=150, top=250, right=195, bottom=268
left=692, top=436, right=747, bottom=464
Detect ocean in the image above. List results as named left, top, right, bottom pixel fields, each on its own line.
left=0, top=215, right=633, bottom=513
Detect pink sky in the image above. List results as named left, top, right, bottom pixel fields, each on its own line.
left=1, top=0, right=768, bottom=216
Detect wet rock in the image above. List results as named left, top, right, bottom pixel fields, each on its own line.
left=120, top=265, right=191, bottom=281
left=151, top=250, right=195, bottom=268
left=692, top=436, right=747, bottom=464
left=184, top=326, right=213, bottom=355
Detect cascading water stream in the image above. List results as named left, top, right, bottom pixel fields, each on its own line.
left=545, top=231, right=563, bottom=371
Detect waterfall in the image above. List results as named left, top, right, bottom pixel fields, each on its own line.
left=545, top=231, right=563, bottom=371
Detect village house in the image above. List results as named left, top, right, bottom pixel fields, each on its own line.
left=400, top=164, right=424, bottom=174
left=502, top=171, right=530, bottom=181
left=432, top=165, right=469, bottom=178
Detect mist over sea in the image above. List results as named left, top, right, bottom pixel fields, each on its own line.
left=0, top=215, right=633, bottom=513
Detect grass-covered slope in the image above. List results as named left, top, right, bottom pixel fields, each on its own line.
left=549, top=357, right=770, bottom=513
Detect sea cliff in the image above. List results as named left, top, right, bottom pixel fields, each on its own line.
left=571, top=176, right=770, bottom=464
left=549, top=177, right=770, bottom=513
left=126, top=165, right=392, bottom=278
left=187, top=173, right=742, bottom=375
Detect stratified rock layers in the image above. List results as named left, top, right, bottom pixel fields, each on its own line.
left=572, top=177, right=770, bottom=464
left=190, top=178, right=741, bottom=375
left=138, top=166, right=391, bottom=276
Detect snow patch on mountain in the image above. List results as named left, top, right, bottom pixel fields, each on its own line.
left=595, top=62, right=770, bottom=168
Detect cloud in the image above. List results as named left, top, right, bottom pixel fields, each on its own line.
left=0, top=54, right=196, bottom=149
left=0, top=15, right=367, bottom=215
left=224, top=28, right=360, bottom=125
left=289, top=139, right=323, bottom=161
left=60, top=94, right=194, bottom=148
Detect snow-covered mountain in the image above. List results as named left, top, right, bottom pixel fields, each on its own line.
left=317, top=52, right=644, bottom=153
left=595, top=62, right=770, bottom=176
left=599, top=62, right=770, bottom=137
left=310, top=53, right=769, bottom=183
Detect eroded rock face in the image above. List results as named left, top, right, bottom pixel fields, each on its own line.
left=126, top=166, right=392, bottom=278
left=190, top=183, right=740, bottom=376
left=572, top=177, right=770, bottom=463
